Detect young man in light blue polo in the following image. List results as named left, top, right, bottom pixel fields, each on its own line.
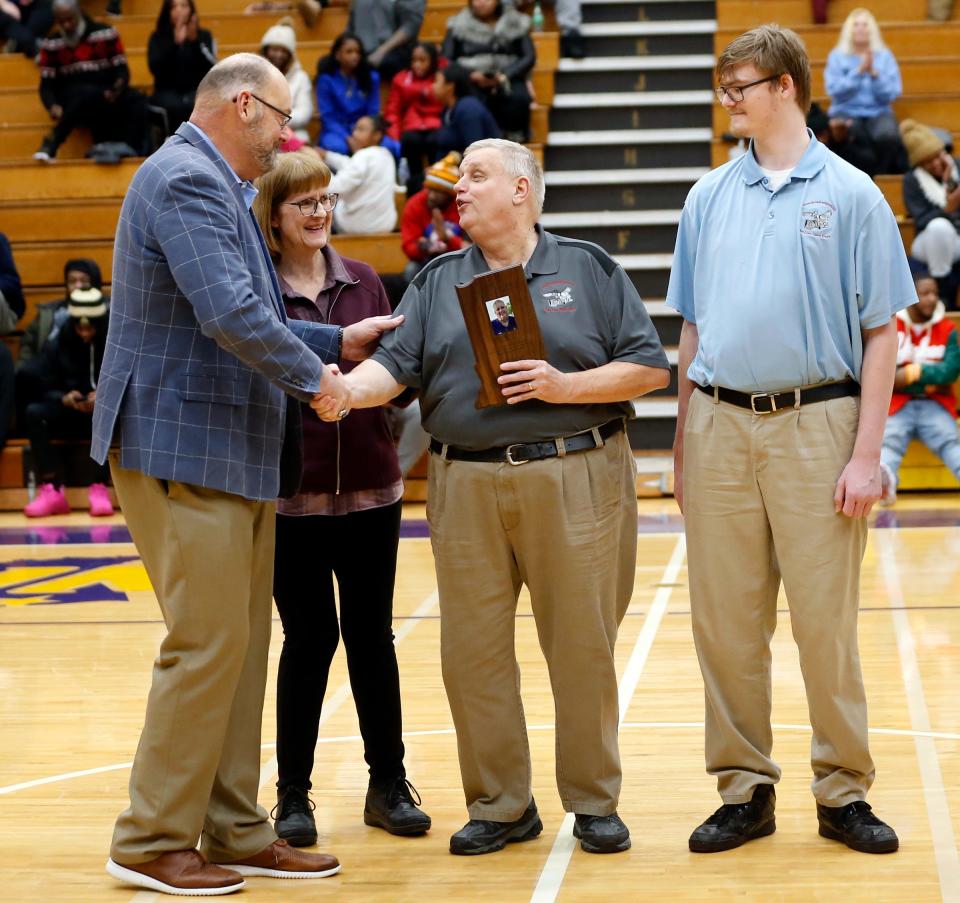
left=668, top=24, right=915, bottom=855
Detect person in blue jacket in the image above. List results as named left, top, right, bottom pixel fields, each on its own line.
left=824, top=8, right=905, bottom=174
left=315, top=32, right=401, bottom=157
left=432, top=63, right=501, bottom=159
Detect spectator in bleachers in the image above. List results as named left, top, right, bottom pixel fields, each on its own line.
left=400, top=151, right=464, bottom=281
left=0, top=232, right=26, bottom=334
left=316, top=32, right=381, bottom=154
left=901, top=118, right=960, bottom=308
left=148, top=0, right=217, bottom=136
left=261, top=17, right=314, bottom=144
left=807, top=101, right=878, bottom=176
left=16, top=258, right=102, bottom=428
left=33, top=0, right=150, bottom=160
left=245, top=0, right=320, bottom=28
left=432, top=62, right=501, bottom=158
left=824, top=8, right=904, bottom=175
left=318, top=115, right=398, bottom=233
left=0, top=233, right=23, bottom=451
left=442, top=0, right=535, bottom=142
left=0, top=0, right=52, bottom=57
left=23, top=288, right=113, bottom=517
left=385, top=41, right=444, bottom=195
left=348, top=0, right=424, bottom=82
left=880, top=269, right=960, bottom=505
left=927, top=0, right=955, bottom=20
left=251, top=149, right=430, bottom=845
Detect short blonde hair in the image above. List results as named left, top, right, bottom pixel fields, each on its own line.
left=716, top=23, right=812, bottom=114
left=835, top=8, right=887, bottom=54
left=253, top=151, right=332, bottom=260
left=463, top=138, right=545, bottom=215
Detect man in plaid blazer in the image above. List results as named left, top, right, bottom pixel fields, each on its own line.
left=93, top=54, right=401, bottom=896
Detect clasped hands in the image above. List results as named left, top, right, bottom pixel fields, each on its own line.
left=309, top=313, right=403, bottom=422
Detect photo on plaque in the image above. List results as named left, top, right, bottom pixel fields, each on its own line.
left=486, top=296, right=518, bottom=335
left=455, top=264, right=545, bottom=409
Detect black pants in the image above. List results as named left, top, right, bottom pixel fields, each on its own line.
left=48, top=85, right=151, bottom=155
left=24, top=398, right=108, bottom=484
left=0, top=0, right=52, bottom=55
left=400, top=128, right=437, bottom=195
left=484, top=78, right=532, bottom=141
left=149, top=88, right=196, bottom=136
left=274, top=499, right=405, bottom=790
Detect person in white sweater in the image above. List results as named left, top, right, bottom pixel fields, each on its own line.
left=323, top=115, right=399, bottom=234
left=261, top=17, right=314, bottom=143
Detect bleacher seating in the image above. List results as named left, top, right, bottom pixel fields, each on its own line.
left=0, top=0, right=560, bottom=506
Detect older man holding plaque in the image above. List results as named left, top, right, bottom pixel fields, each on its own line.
left=313, top=138, right=670, bottom=856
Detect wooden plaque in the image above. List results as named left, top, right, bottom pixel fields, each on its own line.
left=455, top=264, right=545, bottom=409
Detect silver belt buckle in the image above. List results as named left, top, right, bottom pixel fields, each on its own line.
left=750, top=392, right=777, bottom=415
left=505, top=443, right=530, bottom=465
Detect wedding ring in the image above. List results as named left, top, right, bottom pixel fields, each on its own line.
left=337, top=408, right=349, bottom=420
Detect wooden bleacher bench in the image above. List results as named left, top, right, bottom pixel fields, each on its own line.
left=718, top=0, right=960, bottom=27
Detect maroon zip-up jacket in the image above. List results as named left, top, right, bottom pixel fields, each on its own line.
left=281, top=246, right=401, bottom=495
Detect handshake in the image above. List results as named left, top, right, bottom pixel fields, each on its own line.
left=308, top=313, right=404, bottom=422
left=311, top=364, right=352, bottom=421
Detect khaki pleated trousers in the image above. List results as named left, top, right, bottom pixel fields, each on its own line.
left=682, top=390, right=875, bottom=806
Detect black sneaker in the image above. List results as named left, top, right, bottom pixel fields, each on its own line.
left=33, top=137, right=56, bottom=162
left=560, top=29, right=587, bottom=59
left=105, top=0, right=122, bottom=14
left=689, top=784, right=776, bottom=853
left=364, top=777, right=432, bottom=836
left=817, top=801, right=899, bottom=853
left=272, top=785, right=317, bottom=847
left=449, top=799, right=542, bottom=855
left=573, top=812, right=631, bottom=853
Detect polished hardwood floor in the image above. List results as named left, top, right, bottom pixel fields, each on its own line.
left=0, top=496, right=958, bottom=901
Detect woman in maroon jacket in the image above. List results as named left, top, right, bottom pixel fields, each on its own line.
left=253, top=151, right=430, bottom=847
left=384, top=41, right=444, bottom=194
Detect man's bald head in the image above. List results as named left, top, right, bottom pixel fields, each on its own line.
left=52, top=0, right=79, bottom=14
left=194, top=53, right=282, bottom=115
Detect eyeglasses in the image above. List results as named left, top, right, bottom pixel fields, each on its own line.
left=285, top=194, right=340, bottom=215
left=247, top=91, right=293, bottom=128
left=714, top=74, right=783, bottom=103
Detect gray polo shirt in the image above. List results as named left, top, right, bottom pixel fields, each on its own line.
left=373, top=225, right=669, bottom=449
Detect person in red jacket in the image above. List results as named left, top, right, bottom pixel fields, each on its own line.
left=880, top=270, right=960, bottom=504
left=400, top=151, right=465, bottom=282
left=384, top=41, right=444, bottom=194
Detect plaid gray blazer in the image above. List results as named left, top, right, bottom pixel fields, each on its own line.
left=91, top=123, right=339, bottom=501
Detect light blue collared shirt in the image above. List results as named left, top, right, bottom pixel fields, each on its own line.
left=182, top=121, right=259, bottom=210
left=666, top=132, right=916, bottom=393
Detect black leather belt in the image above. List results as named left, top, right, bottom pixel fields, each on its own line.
left=429, top=418, right=625, bottom=466
left=697, top=381, right=859, bottom=414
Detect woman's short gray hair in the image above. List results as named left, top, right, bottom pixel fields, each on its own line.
left=464, top=139, right=545, bottom=215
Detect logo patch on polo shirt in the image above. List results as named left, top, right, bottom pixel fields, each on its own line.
left=800, top=200, right=836, bottom=238
left=542, top=281, right=576, bottom=312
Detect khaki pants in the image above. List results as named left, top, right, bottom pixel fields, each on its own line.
left=427, top=430, right=637, bottom=820
left=109, top=453, right=278, bottom=863
left=682, top=390, right=875, bottom=806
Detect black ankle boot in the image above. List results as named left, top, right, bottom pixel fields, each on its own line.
left=272, top=785, right=317, bottom=847
left=364, top=777, right=431, bottom=836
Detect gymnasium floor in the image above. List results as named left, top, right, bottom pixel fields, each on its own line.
left=1, top=496, right=958, bottom=902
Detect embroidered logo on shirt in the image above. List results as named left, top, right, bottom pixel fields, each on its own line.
left=542, top=281, right=576, bottom=312
left=800, top=200, right=836, bottom=239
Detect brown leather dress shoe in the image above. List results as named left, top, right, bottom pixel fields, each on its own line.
left=106, top=849, right=245, bottom=895
left=214, top=839, right=341, bottom=879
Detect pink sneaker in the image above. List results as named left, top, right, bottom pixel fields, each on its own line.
left=88, top=483, right=115, bottom=517
left=24, top=483, right=71, bottom=517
